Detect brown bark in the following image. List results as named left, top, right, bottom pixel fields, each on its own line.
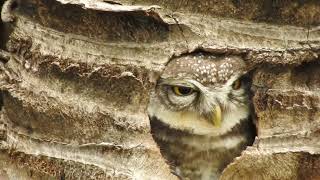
left=0, top=0, right=319, bottom=179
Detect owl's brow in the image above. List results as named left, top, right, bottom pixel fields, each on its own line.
left=158, top=79, right=197, bottom=88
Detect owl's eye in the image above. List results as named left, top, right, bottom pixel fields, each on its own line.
left=232, top=79, right=242, bottom=90
left=172, top=86, right=194, bottom=96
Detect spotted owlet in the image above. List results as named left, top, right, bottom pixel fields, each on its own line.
left=148, top=53, right=255, bottom=180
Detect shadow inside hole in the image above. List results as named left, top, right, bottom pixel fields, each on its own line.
left=0, top=91, right=3, bottom=111
left=0, top=0, right=16, bottom=51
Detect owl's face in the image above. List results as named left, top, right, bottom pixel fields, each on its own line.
left=148, top=54, right=250, bottom=136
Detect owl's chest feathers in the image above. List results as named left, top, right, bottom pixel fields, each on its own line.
left=151, top=117, right=251, bottom=153
left=150, top=117, right=253, bottom=180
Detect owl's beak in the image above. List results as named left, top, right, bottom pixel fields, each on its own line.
left=212, top=105, right=222, bottom=127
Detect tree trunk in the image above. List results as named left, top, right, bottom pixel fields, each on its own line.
left=0, top=0, right=319, bottom=179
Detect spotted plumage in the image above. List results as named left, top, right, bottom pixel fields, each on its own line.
left=165, top=55, right=242, bottom=85
left=148, top=53, right=255, bottom=180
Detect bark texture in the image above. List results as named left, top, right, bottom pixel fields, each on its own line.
left=0, top=0, right=319, bottom=179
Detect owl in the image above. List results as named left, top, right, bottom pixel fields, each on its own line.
left=148, top=53, right=255, bottom=180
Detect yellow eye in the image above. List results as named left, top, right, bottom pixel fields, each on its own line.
left=172, top=86, right=194, bottom=96
left=232, top=79, right=241, bottom=90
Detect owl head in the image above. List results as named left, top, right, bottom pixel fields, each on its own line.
left=148, top=53, right=251, bottom=136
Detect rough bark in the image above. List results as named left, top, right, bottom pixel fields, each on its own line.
left=0, top=0, right=319, bottom=179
